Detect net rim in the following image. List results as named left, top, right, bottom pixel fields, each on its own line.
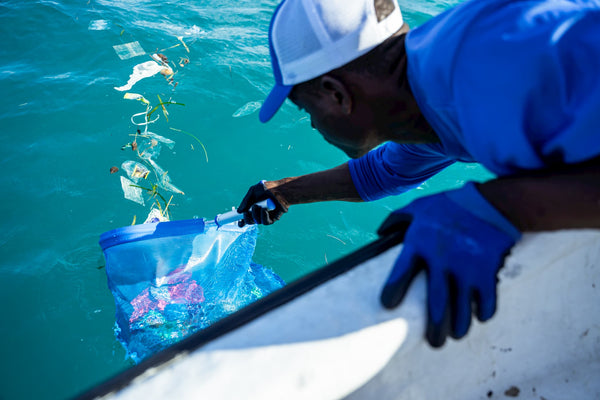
left=99, top=219, right=207, bottom=251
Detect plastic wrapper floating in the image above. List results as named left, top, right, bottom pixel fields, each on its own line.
left=121, top=161, right=150, bottom=182
left=114, top=61, right=163, bottom=91
left=120, top=176, right=145, bottom=205
left=232, top=101, right=262, bottom=118
left=100, top=220, right=285, bottom=363
left=113, top=41, right=146, bottom=60
left=143, top=131, right=175, bottom=149
left=119, top=93, right=187, bottom=199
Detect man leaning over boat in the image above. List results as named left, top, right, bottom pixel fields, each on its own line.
left=236, top=0, right=600, bottom=347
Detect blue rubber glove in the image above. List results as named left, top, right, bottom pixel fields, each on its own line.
left=237, top=181, right=288, bottom=227
left=378, top=182, right=521, bottom=347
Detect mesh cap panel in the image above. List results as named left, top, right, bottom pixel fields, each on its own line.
left=274, top=0, right=323, bottom=65
left=315, top=0, right=371, bottom=42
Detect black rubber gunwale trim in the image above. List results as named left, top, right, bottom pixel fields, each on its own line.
left=75, top=231, right=404, bottom=400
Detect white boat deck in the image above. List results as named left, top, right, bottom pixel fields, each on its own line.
left=98, top=230, right=600, bottom=400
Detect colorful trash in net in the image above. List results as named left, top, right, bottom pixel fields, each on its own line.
left=100, top=220, right=285, bottom=363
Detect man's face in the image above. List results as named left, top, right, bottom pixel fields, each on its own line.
left=288, top=82, right=383, bottom=159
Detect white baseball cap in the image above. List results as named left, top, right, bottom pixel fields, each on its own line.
left=259, top=0, right=404, bottom=123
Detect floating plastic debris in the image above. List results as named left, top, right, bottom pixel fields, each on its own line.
left=120, top=176, right=145, bottom=205
left=144, top=131, right=175, bottom=149
left=144, top=207, right=169, bottom=224
left=178, top=57, right=190, bottom=67
left=121, top=141, right=138, bottom=151
left=123, top=92, right=150, bottom=104
left=88, top=19, right=111, bottom=31
left=113, top=41, right=146, bottom=60
left=138, top=138, right=162, bottom=160
left=144, top=157, right=184, bottom=195
left=121, top=161, right=150, bottom=182
left=232, top=101, right=262, bottom=118
left=132, top=138, right=183, bottom=195
left=151, top=53, right=169, bottom=64
left=114, top=61, right=163, bottom=91
left=149, top=54, right=174, bottom=76
left=131, top=109, right=159, bottom=127
left=161, top=65, right=174, bottom=76
left=114, top=63, right=188, bottom=215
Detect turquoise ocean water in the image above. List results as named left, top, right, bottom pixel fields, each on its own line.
left=0, top=0, right=493, bottom=398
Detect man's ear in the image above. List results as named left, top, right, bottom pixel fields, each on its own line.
left=319, top=75, right=352, bottom=115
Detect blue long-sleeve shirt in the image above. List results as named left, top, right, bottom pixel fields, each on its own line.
left=349, top=0, right=600, bottom=201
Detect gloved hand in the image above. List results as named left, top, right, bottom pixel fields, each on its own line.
left=237, top=181, right=288, bottom=227
left=378, top=182, right=521, bottom=347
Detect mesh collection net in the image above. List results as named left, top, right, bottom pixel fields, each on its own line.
left=100, top=220, right=285, bottom=363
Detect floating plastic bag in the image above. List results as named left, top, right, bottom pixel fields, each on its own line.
left=232, top=101, right=262, bottom=118
left=144, top=207, right=169, bottom=223
left=100, top=220, right=285, bottom=363
left=121, top=161, right=150, bottom=182
left=120, top=176, right=144, bottom=205
left=114, top=61, right=163, bottom=91
left=144, top=131, right=175, bottom=149
left=123, top=92, right=149, bottom=104
left=144, top=156, right=184, bottom=195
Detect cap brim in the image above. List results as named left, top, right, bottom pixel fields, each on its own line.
left=259, top=84, right=293, bottom=123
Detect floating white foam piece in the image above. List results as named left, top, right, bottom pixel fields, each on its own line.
left=89, top=19, right=111, bottom=30
left=113, top=41, right=146, bottom=60
left=120, top=176, right=145, bottom=205
left=232, top=101, right=262, bottom=118
left=114, top=61, right=163, bottom=91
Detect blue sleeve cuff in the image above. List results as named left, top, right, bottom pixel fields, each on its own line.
left=349, top=143, right=456, bottom=202
left=348, top=157, right=373, bottom=201
left=445, top=182, right=522, bottom=241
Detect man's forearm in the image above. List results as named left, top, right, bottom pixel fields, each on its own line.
left=264, top=163, right=363, bottom=207
left=478, top=158, right=600, bottom=231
